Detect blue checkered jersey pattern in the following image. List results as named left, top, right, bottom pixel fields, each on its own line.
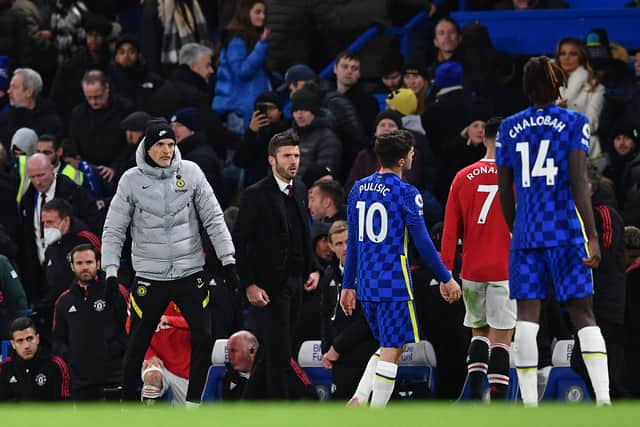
left=496, top=105, right=590, bottom=249
left=343, top=172, right=450, bottom=302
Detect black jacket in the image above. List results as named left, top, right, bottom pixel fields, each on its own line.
left=50, top=46, right=111, bottom=125
left=233, top=175, right=317, bottom=294
left=592, top=187, right=627, bottom=325
left=0, top=99, right=64, bottom=152
left=0, top=349, right=70, bottom=401
left=107, top=61, right=164, bottom=112
left=179, top=132, right=224, bottom=201
left=319, top=259, right=376, bottom=354
left=19, top=175, right=102, bottom=302
left=52, top=277, right=128, bottom=385
left=39, top=218, right=101, bottom=314
left=148, top=65, right=237, bottom=159
left=69, top=94, right=134, bottom=167
left=319, top=90, right=367, bottom=174
left=294, top=112, right=343, bottom=179
left=0, top=4, right=26, bottom=72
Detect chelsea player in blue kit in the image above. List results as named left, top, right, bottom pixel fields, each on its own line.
left=340, top=130, right=461, bottom=407
left=496, top=57, right=610, bottom=406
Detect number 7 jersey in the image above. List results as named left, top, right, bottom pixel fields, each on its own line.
left=496, top=104, right=590, bottom=250
left=343, top=172, right=450, bottom=302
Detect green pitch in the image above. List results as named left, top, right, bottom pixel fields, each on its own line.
left=0, top=402, right=638, bottom=427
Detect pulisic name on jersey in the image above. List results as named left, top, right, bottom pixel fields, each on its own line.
left=508, top=115, right=566, bottom=139
left=359, top=182, right=391, bottom=196
left=466, top=164, right=497, bottom=181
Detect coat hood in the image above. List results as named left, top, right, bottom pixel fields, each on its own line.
left=135, top=137, right=182, bottom=179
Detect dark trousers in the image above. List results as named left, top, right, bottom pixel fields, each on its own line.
left=331, top=339, right=379, bottom=399
left=243, top=275, right=303, bottom=400
left=122, top=272, right=212, bottom=403
left=72, top=382, right=121, bottom=401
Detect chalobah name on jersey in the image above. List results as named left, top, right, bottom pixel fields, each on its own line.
left=465, top=163, right=497, bottom=181
left=508, top=115, right=567, bottom=139
left=358, top=182, right=391, bottom=196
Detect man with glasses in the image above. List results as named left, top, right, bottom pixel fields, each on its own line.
left=69, top=70, right=134, bottom=185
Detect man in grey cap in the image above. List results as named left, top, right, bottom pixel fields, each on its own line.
left=10, top=127, right=38, bottom=157
left=102, top=120, right=239, bottom=406
left=113, top=111, right=153, bottom=183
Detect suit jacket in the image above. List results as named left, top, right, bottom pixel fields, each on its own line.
left=233, top=174, right=316, bottom=294
left=18, top=175, right=101, bottom=303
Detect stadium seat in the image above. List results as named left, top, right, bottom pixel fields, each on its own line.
left=541, top=339, right=591, bottom=402
left=394, top=341, right=437, bottom=399
left=297, top=340, right=332, bottom=400
left=202, top=339, right=228, bottom=401
left=1, top=340, right=10, bottom=362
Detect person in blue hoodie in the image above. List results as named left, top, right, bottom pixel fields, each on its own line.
left=213, top=0, right=270, bottom=134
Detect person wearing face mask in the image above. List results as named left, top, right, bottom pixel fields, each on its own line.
left=29, top=198, right=101, bottom=334
left=18, top=153, right=101, bottom=306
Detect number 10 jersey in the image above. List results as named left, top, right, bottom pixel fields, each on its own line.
left=344, top=172, right=446, bottom=302
left=496, top=104, right=590, bottom=250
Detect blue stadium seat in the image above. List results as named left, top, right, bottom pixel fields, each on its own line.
left=541, top=339, right=591, bottom=402
left=202, top=339, right=228, bottom=401
left=297, top=340, right=332, bottom=400
left=1, top=340, right=10, bottom=362
left=396, top=341, right=437, bottom=398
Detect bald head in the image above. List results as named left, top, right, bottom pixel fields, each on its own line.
left=227, top=330, right=258, bottom=373
left=27, top=153, right=55, bottom=193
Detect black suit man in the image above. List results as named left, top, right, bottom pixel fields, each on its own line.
left=233, top=129, right=320, bottom=399
left=19, top=153, right=101, bottom=304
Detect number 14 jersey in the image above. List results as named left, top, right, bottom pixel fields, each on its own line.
left=496, top=104, right=590, bottom=250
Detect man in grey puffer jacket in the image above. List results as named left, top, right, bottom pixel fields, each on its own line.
left=102, top=121, right=239, bottom=405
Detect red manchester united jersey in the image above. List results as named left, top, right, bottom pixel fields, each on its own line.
left=441, top=158, right=510, bottom=282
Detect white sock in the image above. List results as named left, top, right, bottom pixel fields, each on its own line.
left=577, top=326, right=611, bottom=405
left=352, top=350, right=380, bottom=403
left=514, top=321, right=539, bottom=407
left=141, top=384, right=162, bottom=401
left=370, top=360, right=398, bottom=408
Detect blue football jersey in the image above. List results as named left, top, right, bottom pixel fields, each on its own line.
left=343, top=172, right=435, bottom=302
left=496, top=104, right=590, bottom=249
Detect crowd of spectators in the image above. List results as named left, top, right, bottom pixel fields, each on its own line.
left=0, top=0, right=639, bottom=403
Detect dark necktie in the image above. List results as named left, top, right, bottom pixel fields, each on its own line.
left=40, top=192, right=47, bottom=239
left=286, top=184, right=293, bottom=197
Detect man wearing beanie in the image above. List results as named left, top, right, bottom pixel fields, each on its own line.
left=290, top=86, right=343, bottom=178
left=238, top=91, right=290, bottom=186
left=346, top=109, right=431, bottom=193
left=102, top=121, right=240, bottom=406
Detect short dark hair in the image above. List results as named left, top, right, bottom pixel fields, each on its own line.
left=522, top=56, right=566, bottom=107
left=335, top=50, right=361, bottom=65
left=485, top=116, right=503, bottom=140
left=374, top=129, right=415, bottom=168
left=10, top=316, right=37, bottom=336
left=624, top=226, right=640, bottom=251
left=69, top=243, right=100, bottom=264
left=81, top=69, right=109, bottom=88
left=311, top=179, right=344, bottom=208
left=38, top=134, right=61, bottom=150
left=435, top=16, right=461, bottom=35
left=43, top=198, right=73, bottom=220
left=268, top=129, right=299, bottom=157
